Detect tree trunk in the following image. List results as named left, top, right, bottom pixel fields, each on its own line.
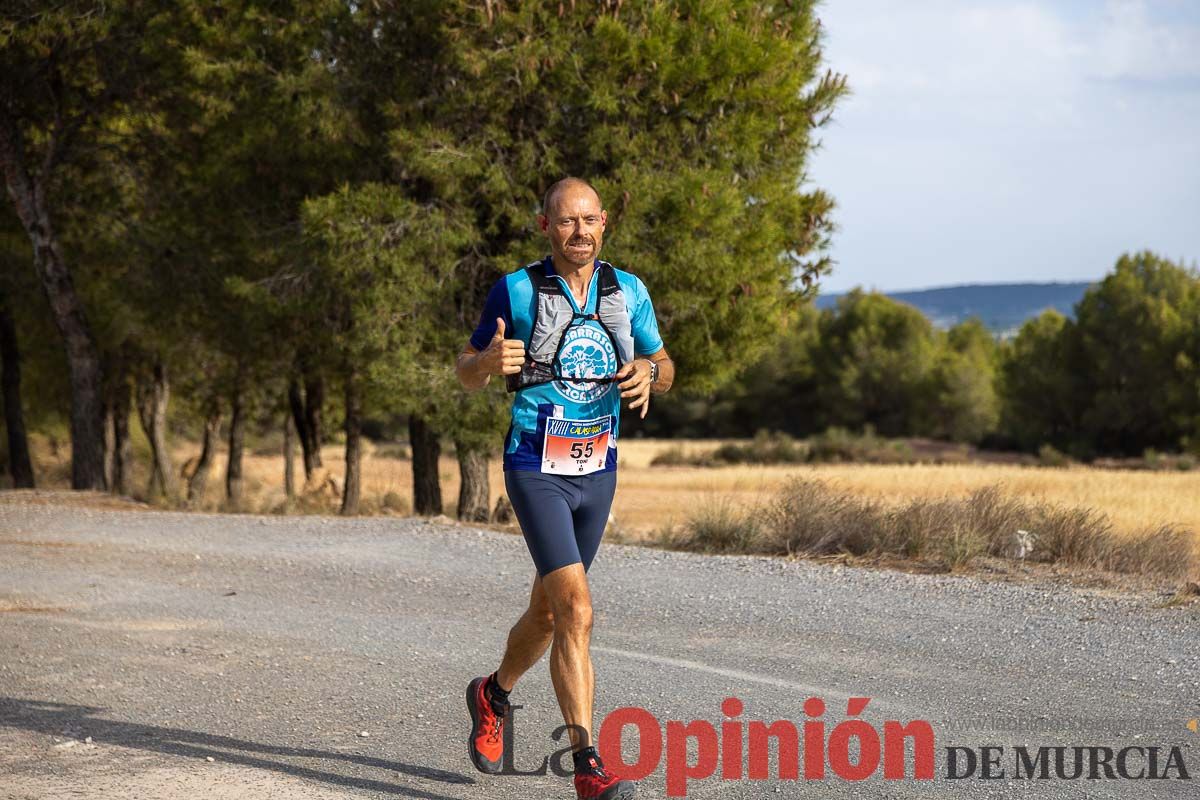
left=303, top=373, right=325, bottom=474
left=288, top=370, right=325, bottom=480
left=110, top=376, right=133, bottom=496
left=101, top=353, right=118, bottom=491
left=102, top=400, right=114, bottom=490
left=0, top=114, right=105, bottom=489
left=340, top=369, right=362, bottom=516
left=187, top=408, right=222, bottom=508
left=456, top=442, right=490, bottom=522
left=0, top=299, right=34, bottom=488
left=283, top=408, right=296, bottom=499
left=226, top=379, right=245, bottom=507
left=288, top=377, right=313, bottom=480
left=136, top=361, right=173, bottom=500
left=409, top=415, right=442, bottom=516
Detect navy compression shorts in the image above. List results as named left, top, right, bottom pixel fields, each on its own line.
left=504, top=470, right=618, bottom=577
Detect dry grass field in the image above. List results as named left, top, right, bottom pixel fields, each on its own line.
left=615, top=440, right=1200, bottom=542
left=15, top=434, right=1200, bottom=552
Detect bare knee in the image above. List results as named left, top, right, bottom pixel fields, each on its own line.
left=528, top=606, right=555, bottom=634
left=553, top=596, right=593, bottom=636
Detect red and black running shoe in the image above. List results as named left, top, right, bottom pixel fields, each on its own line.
left=574, top=750, right=637, bottom=800
left=466, top=675, right=507, bottom=774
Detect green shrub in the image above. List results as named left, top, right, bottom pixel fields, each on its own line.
left=807, top=426, right=915, bottom=464
left=1037, top=444, right=1070, bottom=468
left=650, top=445, right=697, bottom=466
left=711, top=430, right=808, bottom=465
left=381, top=491, right=408, bottom=513
left=652, top=428, right=934, bottom=468
left=651, top=432, right=808, bottom=467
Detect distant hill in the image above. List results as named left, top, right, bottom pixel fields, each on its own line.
left=814, top=282, right=1092, bottom=335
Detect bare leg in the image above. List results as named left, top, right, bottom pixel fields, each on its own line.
left=494, top=573, right=555, bottom=692
left=542, top=563, right=594, bottom=750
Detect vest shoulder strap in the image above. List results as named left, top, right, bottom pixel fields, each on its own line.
left=596, top=261, right=621, bottom=297
left=523, top=261, right=561, bottom=292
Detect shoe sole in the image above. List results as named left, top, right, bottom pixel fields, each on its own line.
left=589, top=780, right=637, bottom=800
left=466, top=677, right=503, bottom=775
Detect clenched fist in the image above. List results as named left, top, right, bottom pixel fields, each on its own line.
left=478, top=318, right=526, bottom=376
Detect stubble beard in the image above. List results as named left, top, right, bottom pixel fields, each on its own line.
left=560, top=237, right=598, bottom=267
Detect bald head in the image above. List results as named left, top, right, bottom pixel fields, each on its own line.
left=538, top=177, right=607, bottom=269
left=542, top=177, right=602, bottom=218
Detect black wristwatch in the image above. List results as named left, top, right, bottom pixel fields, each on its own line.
left=645, top=359, right=659, bottom=386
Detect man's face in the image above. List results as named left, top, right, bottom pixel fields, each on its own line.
left=539, top=185, right=607, bottom=268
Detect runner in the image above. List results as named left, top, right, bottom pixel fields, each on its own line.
left=455, top=177, right=674, bottom=800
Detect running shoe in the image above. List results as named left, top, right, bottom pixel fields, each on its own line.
left=466, top=675, right=507, bottom=774
left=574, top=750, right=637, bottom=799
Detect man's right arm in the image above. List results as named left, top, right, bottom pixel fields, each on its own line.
left=456, top=318, right=525, bottom=392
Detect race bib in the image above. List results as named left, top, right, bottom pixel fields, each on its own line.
left=541, top=416, right=611, bottom=475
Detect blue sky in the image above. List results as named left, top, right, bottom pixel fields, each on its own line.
left=809, top=0, right=1200, bottom=292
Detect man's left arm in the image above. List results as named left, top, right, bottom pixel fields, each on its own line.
left=615, top=274, right=673, bottom=418
left=616, top=348, right=674, bottom=418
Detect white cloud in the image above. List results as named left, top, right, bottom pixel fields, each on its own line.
left=822, top=1, right=1083, bottom=129
left=1090, top=0, right=1200, bottom=82
left=809, top=0, right=1200, bottom=291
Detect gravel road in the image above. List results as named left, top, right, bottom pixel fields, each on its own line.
left=2, top=492, right=1198, bottom=799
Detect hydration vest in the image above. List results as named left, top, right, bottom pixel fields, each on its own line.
left=505, top=260, right=636, bottom=393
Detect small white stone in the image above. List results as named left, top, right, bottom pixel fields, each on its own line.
left=206, top=756, right=215, bottom=762
left=359, top=731, right=370, bottom=738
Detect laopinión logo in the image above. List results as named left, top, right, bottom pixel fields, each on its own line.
left=495, top=697, right=1194, bottom=797
left=553, top=324, right=616, bottom=404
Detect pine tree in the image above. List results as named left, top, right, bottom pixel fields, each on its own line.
left=0, top=2, right=190, bottom=487
left=322, top=0, right=846, bottom=508
left=391, top=0, right=846, bottom=389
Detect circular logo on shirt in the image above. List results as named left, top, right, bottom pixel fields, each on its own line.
left=554, top=324, right=617, bottom=404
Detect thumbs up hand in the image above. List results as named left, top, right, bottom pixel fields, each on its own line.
left=481, top=317, right=525, bottom=376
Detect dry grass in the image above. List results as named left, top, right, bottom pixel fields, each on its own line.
left=11, top=434, right=1200, bottom=577
left=657, top=479, right=1196, bottom=579
left=14, top=430, right=511, bottom=518
left=613, top=440, right=1200, bottom=545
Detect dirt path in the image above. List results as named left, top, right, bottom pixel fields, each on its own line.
left=2, top=493, right=1198, bottom=798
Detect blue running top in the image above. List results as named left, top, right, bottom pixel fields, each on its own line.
left=469, top=256, right=664, bottom=472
